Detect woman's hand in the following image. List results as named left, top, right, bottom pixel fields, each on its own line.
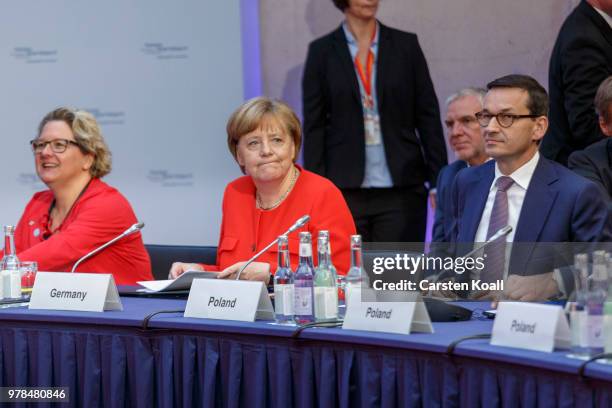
left=168, top=262, right=203, bottom=279
left=217, top=261, right=271, bottom=283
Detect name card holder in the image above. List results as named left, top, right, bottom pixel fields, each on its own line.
left=342, top=290, right=433, bottom=334
left=29, top=272, right=122, bottom=312
left=491, top=302, right=571, bottom=352
left=184, top=279, right=274, bottom=322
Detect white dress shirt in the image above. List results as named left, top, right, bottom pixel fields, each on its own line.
left=474, top=151, right=540, bottom=243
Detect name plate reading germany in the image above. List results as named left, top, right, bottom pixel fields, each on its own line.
left=29, top=272, right=122, bottom=312
left=343, top=290, right=433, bottom=334
left=184, top=279, right=274, bottom=322
left=491, top=302, right=571, bottom=352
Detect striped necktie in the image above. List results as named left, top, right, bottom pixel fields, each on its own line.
left=482, top=176, right=514, bottom=282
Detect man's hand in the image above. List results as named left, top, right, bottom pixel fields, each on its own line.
left=503, top=273, right=559, bottom=302
left=217, top=261, right=271, bottom=283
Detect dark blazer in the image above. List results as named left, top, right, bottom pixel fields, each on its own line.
left=451, top=158, right=612, bottom=277
left=568, top=138, right=612, bottom=213
left=432, top=160, right=467, bottom=242
left=541, top=0, right=612, bottom=165
left=302, top=23, right=447, bottom=189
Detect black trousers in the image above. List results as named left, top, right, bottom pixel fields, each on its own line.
left=341, top=186, right=427, bottom=243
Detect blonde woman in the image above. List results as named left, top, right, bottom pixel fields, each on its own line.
left=5, top=108, right=152, bottom=284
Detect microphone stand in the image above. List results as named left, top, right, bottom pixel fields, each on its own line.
left=235, top=215, right=310, bottom=280
left=70, top=222, right=145, bottom=273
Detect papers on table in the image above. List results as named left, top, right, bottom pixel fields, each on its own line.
left=137, top=270, right=217, bottom=292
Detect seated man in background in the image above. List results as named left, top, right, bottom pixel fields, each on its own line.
left=451, top=75, right=611, bottom=301
left=170, top=97, right=356, bottom=282
left=568, top=76, right=612, bottom=213
left=4, top=108, right=152, bottom=285
left=432, top=87, right=488, bottom=243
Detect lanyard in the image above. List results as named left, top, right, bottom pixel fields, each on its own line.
left=354, top=26, right=377, bottom=105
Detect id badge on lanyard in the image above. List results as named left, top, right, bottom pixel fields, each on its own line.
left=355, top=33, right=381, bottom=146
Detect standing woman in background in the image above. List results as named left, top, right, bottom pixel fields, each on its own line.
left=2, top=108, right=152, bottom=285
left=302, top=0, right=447, bottom=242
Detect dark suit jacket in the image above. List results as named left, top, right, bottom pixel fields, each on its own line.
left=451, top=158, right=612, bottom=279
left=568, top=138, right=612, bottom=213
left=541, top=0, right=612, bottom=165
left=302, top=23, right=447, bottom=189
left=432, top=160, right=467, bottom=242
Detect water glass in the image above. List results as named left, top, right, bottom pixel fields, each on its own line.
left=20, top=261, right=37, bottom=294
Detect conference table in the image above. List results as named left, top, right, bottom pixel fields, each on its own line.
left=0, top=296, right=611, bottom=407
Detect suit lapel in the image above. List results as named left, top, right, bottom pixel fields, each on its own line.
left=580, top=0, right=612, bottom=47
left=331, top=26, right=360, bottom=104
left=375, top=22, right=390, bottom=109
left=514, top=158, right=559, bottom=242
left=511, top=158, right=559, bottom=273
left=461, top=163, right=494, bottom=241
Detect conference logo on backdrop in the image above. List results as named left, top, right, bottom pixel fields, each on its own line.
left=147, top=170, right=193, bottom=187
left=86, top=108, right=126, bottom=126
left=11, top=47, right=58, bottom=63
left=141, top=43, right=189, bottom=59
left=17, top=173, right=45, bottom=190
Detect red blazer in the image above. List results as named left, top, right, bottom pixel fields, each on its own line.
left=208, top=167, right=356, bottom=274
left=4, top=178, right=152, bottom=285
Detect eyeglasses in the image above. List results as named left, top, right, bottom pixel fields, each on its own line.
left=475, top=111, right=540, bottom=128
left=30, top=139, right=80, bottom=154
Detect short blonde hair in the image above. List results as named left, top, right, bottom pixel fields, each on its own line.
left=37, top=107, right=112, bottom=178
left=226, top=97, right=302, bottom=172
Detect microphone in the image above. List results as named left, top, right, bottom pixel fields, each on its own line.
left=70, top=222, right=145, bottom=273
left=235, top=215, right=310, bottom=280
left=455, top=225, right=512, bottom=271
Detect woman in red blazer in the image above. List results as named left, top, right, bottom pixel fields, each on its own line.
left=170, top=97, right=356, bottom=282
left=4, top=108, right=152, bottom=285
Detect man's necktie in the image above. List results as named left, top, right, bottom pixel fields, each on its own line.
left=482, top=176, right=514, bottom=282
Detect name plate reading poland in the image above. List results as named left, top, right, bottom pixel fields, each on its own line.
left=29, top=272, right=122, bottom=312
left=343, top=290, right=433, bottom=334
left=184, top=279, right=274, bottom=322
left=491, top=302, right=571, bottom=352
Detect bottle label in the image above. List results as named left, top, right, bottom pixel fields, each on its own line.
left=587, top=314, right=604, bottom=348
left=299, top=244, right=312, bottom=258
left=605, top=315, right=612, bottom=353
left=9, top=270, right=21, bottom=299
left=1, top=270, right=10, bottom=299
left=274, top=284, right=294, bottom=315
left=294, top=286, right=313, bottom=315
left=314, top=287, right=338, bottom=319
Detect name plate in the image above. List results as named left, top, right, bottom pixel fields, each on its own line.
left=184, top=279, right=274, bottom=322
left=342, top=290, right=433, bottom=334
left=491, top=302, right=570, bottom=352
left=29, top=272, right=122, bottom=312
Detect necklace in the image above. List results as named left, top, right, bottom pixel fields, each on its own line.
left=256, top=166, right=299, bottom=210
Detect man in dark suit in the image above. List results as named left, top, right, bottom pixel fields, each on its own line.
left=540, top=0, right=612, bottom=165
left=452, top=75, right=611, bottom=301
left=432, top=88, right=488, bottom=243
left=569, top=76, right=612, bottom=212
left=302, top=0, right=446, bottom=243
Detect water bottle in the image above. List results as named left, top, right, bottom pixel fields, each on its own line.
left=568, top=253, right=590, bottom=359
left=345, top=235, right=369, bottom=309
left=273, top=235, right=294, bottom=324
left=587, top=250, right=608, bottom=355
left=1, top=226, right=21, bottom=299
left=294, top=232, right=314, bottom=324
left=314, top=232, right=338, bottom=322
